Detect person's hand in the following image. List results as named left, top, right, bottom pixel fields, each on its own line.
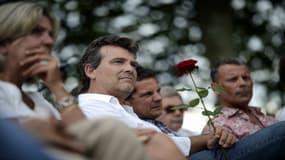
left=206, top=127, right=237, bottom=149
left=20, top=48, right=62, bottom=89
left=21, top=117, right=85, bottom=153
left=20, top=49, right=75, bottom=103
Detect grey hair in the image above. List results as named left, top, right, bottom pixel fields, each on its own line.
left=160, top=86, right=182, bottom=100
left=211, top=58, right=246, bottom=83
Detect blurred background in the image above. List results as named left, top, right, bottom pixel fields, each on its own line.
left=16, top=0, right=285, bottom=133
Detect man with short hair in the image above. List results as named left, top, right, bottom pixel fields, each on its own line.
left=202, top=58, right=277, bottom=140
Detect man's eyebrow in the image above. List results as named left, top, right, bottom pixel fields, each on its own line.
left=140, top=91, right=153, bottom=97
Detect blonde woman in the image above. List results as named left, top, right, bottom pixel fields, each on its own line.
left=0, top=2, right=187, bottom=160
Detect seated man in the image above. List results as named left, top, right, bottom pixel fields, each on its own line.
left=127, top=65, right=285, bottom=159
left=157, top=86, right=197, bottom=136
left=202, top=58, right=277, bottom=140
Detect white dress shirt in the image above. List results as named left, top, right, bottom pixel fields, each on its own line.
left=78, top=93, right=191, bottom=156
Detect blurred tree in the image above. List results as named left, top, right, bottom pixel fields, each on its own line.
left=35, top=0, right=284, bottom=112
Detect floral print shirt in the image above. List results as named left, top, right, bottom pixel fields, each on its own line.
left=202, top=106, right=277, bottom=140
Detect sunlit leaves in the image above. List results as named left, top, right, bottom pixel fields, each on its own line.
left=198, top=88, right=208, bottom=98
left=213, top=105, right=223, bottom=115
left=170, top=104, right=188, bottom=110
left=202, top=110, right=215, bottom=116
left=188, top=98, right=200, bottom=107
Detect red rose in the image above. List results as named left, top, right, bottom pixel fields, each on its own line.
left=176, top=59, right=198, bottom=77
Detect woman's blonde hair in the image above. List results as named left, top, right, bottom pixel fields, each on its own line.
left=0, top=1, right=59, bottom=44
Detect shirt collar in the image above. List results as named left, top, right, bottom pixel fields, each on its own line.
left=221, top=106, right=262, bottom=118
left=79, top=93, right=120, bottom=105
left=221, top=107, right=241, bottom=118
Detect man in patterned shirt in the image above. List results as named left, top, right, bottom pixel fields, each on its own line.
left=203, top=58, right=277, bottom=140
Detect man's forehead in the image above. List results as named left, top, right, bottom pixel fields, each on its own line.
left=134, top=80, right=158, bottom=94
left=162, top=96, right=182, bottom=104
left=218, top=64, right=249, bottom=73
left=136, top=78, right=158, bottom=87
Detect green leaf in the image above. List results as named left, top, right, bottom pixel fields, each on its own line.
left=188, top=98, right=200, bottom=107
left=198, top=89, right=208, bottom=98
left=176, top=88, right=194, bottom=92
left=202, top=110, right=215, bottom=116
left=171, top=104, right=188, bottom=110
left=213, top=105, right=223, bottom=115
left=212, top=86, right=224, bottom=92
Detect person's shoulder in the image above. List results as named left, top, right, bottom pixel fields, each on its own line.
left=0, top=80, right=21, bottom=98
left=278, top=107, right=285, bottom=121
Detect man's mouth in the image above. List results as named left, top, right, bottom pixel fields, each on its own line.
left=120, top=76, right=134, bottom=81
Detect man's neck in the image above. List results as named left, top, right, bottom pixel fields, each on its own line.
left=222, top=102, right=249, bottom=111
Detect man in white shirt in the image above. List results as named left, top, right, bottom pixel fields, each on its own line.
left=77, top=35, right=238, bottom=158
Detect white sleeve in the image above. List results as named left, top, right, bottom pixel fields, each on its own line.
left=278, top=107, right=285, bottom=121
left=169, top=136, right=191, bottom=156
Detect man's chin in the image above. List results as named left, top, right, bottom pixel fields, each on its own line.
left=121, top=84, right=135, bottom=92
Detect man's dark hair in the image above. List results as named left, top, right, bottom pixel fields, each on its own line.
left=79, top=35, right=139, bottom=93
left=136, top=65, right=156, bottom=81
left=125, top=65, right=157, bottom=101
left=211, top=58, right=246, bottom=83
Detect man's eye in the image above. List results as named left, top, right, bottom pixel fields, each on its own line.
left=113, top=60, right=124, bottom=64
left=131, top=62, right=138, bottom=68
left=227, top=78, right=236, bottom=82
left=141, top=92, right=153, bottom=97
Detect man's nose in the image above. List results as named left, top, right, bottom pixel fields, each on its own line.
left=153, top=92, right=162, bottom=101
left=125, top=62, right=136, bottom=72
left=174, top=109, right=183, bottom=115
left=238, top=77, right=247, bottom=85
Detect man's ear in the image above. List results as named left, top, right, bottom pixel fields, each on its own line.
left=84, top=64, right=96, bottom=80
left=211, top=82, right=222, bottom=95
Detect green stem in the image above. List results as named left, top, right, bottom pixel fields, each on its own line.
left=189, top=73, right=231, bottom=160
left=189, top=73, right=215, bottom=130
